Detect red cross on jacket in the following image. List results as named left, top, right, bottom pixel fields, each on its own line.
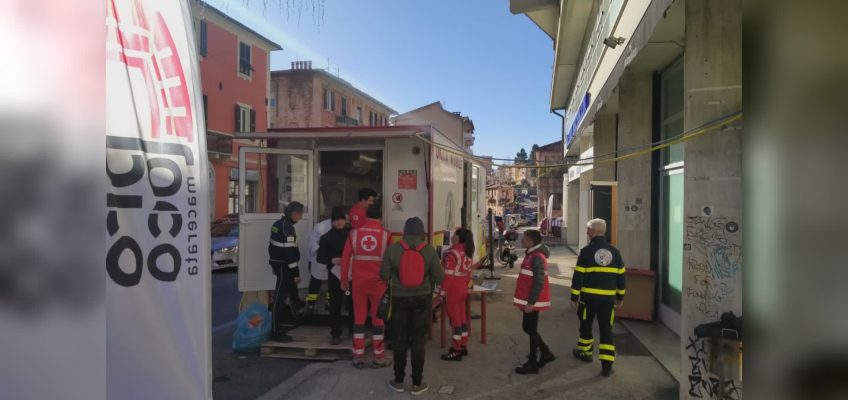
left=340, top=219, right=391, bottom=291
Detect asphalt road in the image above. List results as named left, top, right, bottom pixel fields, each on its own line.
left=211, top=269, right=309, bottom=400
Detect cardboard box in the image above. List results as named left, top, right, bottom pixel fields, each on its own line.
left=616, top=268, right=656, bottom=321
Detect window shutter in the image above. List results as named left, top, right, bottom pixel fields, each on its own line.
left=249, top=109, right=256, bottom=132
left=235, top=105, right=241, bottom=132
left=199, top=20, right=207, bottom=57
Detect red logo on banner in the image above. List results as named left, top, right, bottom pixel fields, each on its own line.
left=107, top=0, right=194, bottom=142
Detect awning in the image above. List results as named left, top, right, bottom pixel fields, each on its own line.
left=233, top=125, right=432, bottom=140
left=564, top=0, right=674, bottom=148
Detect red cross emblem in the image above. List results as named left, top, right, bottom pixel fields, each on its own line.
left=360, top=235, right=378, bottom=252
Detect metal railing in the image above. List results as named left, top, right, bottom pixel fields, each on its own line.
left=335, top=115, right=359, bottom=126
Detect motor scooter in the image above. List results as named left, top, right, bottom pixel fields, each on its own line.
left=496, top=222, right=519, bottom=268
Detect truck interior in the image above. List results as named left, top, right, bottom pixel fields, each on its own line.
left=317, top=150, right=383, bottom=221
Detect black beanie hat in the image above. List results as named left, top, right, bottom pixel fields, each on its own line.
left=403, top=217, right=425, bottom=236
left=331, top=206, right=346, bottom=222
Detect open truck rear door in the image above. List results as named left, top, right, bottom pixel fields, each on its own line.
left=238, top=147, right=314, bottom=291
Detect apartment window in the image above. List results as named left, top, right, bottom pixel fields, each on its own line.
left=229, top=179, right=256, bottom=214
left=238, top=41, right=252, bottom=76
left=199, top=20, right=207, bottom=57
left=356, top=106, right=362, bottom=122
left=234, top=104, right=255, bottom=132
left=369, top=111, right=374, bottom=126
left=341, top=96, right=347, bottom=116
left=323, top=88, right=335, bottom=111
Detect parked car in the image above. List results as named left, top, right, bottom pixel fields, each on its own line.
left=505, top=213, right=529, bottom=228
left=211, top=221, right=238, bottom=270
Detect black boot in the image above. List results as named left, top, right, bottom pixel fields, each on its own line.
left=461, top=346, right=469, bottom=356
left=601, top=361, right=613, bottom=377
left=538, top=348, right=556, bottom=367
left=441, top=348, right=463, bottom=361
left=515, top=359, right=539, bottom=374
left=572, top=348, right=593, bottom=363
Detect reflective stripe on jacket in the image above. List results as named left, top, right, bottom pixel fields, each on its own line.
left=570, top=236, right=626, bottom=302
left=340, top=219, right=390, bottom=285
left=268, top=217, right=300, bottom=275
left=513, top=244, right=551, bottom=311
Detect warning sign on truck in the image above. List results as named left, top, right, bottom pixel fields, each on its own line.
left=398, top=169, right=417, bottom=189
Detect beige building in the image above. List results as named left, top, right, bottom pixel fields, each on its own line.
left=510, top=164, right=527, bottom=184
left=492, top=166, right=514, bottom=185
left=394, top=101, right=475, bottom=152
left=486, top=183, right=515, bottom=216
left=533, top=140, right=564, bottom=219
left=269, top=62, right=396, bottom=128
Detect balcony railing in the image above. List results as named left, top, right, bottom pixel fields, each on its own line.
left=335, top=115, right=360, bottom=126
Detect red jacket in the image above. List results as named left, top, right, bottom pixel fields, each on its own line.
left=442, top=244, right=472, bottom=290
left=513, top=244, right=551, bottom=311
left=341, top=219, right=390, bottom=289
left=349, top=202, right=368, bottom=230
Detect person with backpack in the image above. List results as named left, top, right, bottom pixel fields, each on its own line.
left=340, top=204, right=392, bottom=369
left=439, top=228, right=475, bottom=361
left=513, top=229, right=556, bottom=374
left=381, top=217, right=443, bottom=395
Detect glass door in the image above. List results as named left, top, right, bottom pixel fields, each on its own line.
left=238, top=147, right=313, bottom=291
left=657, top=57, right=684, bottom=333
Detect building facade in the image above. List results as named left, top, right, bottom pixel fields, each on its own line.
left=394, top=101, right=475, bottom=152
left=512, top=0, right=742, bottom=397
left=191, top=0, right=281, bottom=219
left=486, top=184, right=515, bottom=217
left=533, top=140, right=564, bottom=220
left=269, top=63, right=396, bottom=128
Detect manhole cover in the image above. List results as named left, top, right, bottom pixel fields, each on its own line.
left=439, top=385, right=456, bottom=395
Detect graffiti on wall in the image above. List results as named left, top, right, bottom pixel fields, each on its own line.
left=684, top=214, right=742, bottom=399
left=685, top=216, right=742, bottom=318
left=686, top=216, right=742, bottom=279
left=686, top=336, right=742, bottom=399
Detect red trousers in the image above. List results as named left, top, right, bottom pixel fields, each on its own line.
left=352, top=279, right=387, bottom=361
left=444, top=283, right=469, bottom=351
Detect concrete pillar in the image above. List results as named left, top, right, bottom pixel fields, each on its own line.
left=578, top=168, right=593, bottom=250
left=680, top=0, right=742, bottom=399
left=616, top=73, right=653, bottom=269
left=565, top=176, right=580, bottom=247
left=592, top=114, right=617, bottom=182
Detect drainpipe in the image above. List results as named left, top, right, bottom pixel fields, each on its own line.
left=551, top=108, right=565, bottom=150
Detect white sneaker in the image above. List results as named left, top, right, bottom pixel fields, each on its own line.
left=411, top=383, right=429, bottom=396
left=388, top=380, right=404, bottom=393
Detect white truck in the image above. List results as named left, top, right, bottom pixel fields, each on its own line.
left=234, top=125, right=488, bottom=291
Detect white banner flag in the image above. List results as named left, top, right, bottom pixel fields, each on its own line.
left=106, top=0, right=211, bottom=398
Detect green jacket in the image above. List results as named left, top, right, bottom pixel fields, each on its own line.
left=380, top=235, right=444, bottom=297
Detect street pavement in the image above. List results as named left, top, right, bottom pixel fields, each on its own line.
left=254, top=245, right=678, bottom=400
left=211, top=269, right=310, bottom=400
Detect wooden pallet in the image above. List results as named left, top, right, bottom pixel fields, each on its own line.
left=260, top=325, right=352, bottom=361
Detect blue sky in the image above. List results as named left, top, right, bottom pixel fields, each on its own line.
left=207, top=0, right=562, bottom=160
